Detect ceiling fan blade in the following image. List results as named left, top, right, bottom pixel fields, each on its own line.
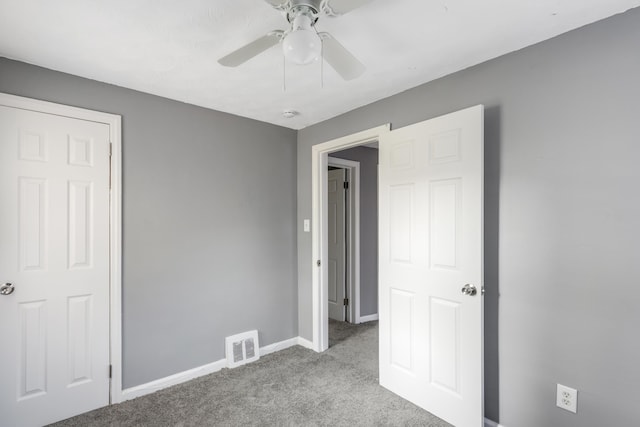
left=320, top=33, right=365, bottom=80
left=322, top=0, right=374, bottom=16
left=218, top=31, right=284, bottom=67
left=263, top=0, right=289, bottom=11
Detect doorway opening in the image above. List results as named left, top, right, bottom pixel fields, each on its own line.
left=311, top=107, right=485, bottom=426
left=327, top=157, right=358, bottom=325
left=311, top=124, right=389, bottom=352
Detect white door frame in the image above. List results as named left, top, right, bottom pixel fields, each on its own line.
left=311, top=124, right=390, bottom=352
left=0, top=93, right=123, bottom=403
left=327, top=156, right=359, bottom=324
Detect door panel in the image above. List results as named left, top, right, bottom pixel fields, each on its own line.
left=327, top=168, right=346, bottom=321
left=389, top=184, right=413, bottom=263
left=19, top=177, right=47, bottom=271
left=18, top=300, right=47, bottom=400
left=379, top=105, right=484, bottom=427
left=389, top=288, right=413, bottom=371
left=0, top=105, right=111, bottom=426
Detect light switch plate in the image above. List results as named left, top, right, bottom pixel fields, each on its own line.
left=303, top=219, right=310, bottom=232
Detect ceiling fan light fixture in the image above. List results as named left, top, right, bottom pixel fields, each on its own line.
left=218, top=0, right=368, bottom=81
left=282, top=13, right=322, bottom=65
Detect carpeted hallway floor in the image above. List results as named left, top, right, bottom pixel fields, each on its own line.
left=51, top=320, right=451, bottom=426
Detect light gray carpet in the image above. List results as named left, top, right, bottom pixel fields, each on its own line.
left=52, top=320, right=451, bottom=426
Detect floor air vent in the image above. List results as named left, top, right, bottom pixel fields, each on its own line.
left=225, top=330, right=259, bottom=368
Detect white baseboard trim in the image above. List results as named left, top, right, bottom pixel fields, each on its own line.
left=359, top=313, right=379, bottom=323
left=296, top=336, right=314, bottom=350
left=120, top=358, right=227, bottom=402
left=485, top=418, right=504, bottom=427
left=260, top=337, right=299, bottom=356
left=120, top=336, right=314, bottom=403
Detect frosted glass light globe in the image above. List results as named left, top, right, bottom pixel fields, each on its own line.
left=282, top=29, right=322, bottom=65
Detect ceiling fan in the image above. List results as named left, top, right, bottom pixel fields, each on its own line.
left=218, top=0, right=373, bottom=81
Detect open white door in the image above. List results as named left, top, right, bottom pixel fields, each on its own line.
left=0, top=105, right=111, bottom=426
left=379, top=105, right=484, bottom=427
left=327, top=168, right=347, bottom=321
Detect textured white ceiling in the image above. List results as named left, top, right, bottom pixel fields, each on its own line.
left=1, top=0, right=639, bottom=129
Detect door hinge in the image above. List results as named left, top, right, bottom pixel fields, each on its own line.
left=343, top=298, right=349, bottom=306
left=109, top=142, right=113, bottom=157
left=316, top=260, right=321, bottom=267
left=343, top=181, right=349, bottom=190
left=109, top=364, right=112, bottom=379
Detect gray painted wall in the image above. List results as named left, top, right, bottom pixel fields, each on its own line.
left=297, top=7, right=640, bottom=427
left=0, top=58, right=298, bottom=389
left=330, top=146, right=378, bottom=317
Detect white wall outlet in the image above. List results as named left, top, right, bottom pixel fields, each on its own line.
left=556, top=384, right=578, bottom=413
left=303, top=219, right=310, bottom=232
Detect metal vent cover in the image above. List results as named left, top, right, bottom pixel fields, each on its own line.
left=225, top=330, right=260, bottom=368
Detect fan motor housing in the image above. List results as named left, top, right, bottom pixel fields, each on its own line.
left=287, top=1, right=321, bottom=23
left=289, top=0, right=321, bottom=10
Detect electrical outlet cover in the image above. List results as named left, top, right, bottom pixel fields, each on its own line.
left=556, top=384, right=578, bottom=413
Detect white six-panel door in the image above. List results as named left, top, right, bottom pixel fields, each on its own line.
left=379, top=105, right=484, bottom=427
left=328, top=168, right=346, bottom=321
left=0, top=106, right=111, bottom=426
